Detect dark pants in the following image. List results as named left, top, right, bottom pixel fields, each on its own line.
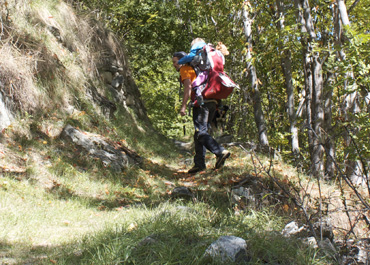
left=193, top=102, right=225, bottom=168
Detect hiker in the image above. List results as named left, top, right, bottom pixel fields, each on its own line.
left=172, top=51, right=230, bottom=174
left=178, top=38, right=208, bottom=106
left=178, top=38, right=230, bottom=106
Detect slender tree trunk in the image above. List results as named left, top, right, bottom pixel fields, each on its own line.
left=294, top=0, right=313, bottom=153
left=335, top=0, right=363, bottom=184
left=276, top=0, right=299, bottom=154
left=312, top=55, right=325, bottom=176
left=323, top=73, right=335, bottom=177
left=294, top=0, right=325, bottom=177
left=242, top=1, right=269, bottom=147
left=303, top=49, right=314, bottom=155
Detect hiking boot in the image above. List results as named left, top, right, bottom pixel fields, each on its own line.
left=187, top=166, right=206, bottom=174
left=215, top=150, right=230, bottom=169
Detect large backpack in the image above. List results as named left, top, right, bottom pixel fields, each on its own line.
left=190, top=44, right=237, bottom=101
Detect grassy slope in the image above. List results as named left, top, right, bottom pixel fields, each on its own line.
left=0, top=0, right=360, bottom=264
left=1, top=140, right=328, bottom=264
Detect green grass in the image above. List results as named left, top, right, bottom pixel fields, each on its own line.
left=0, top=101, right=334, bottom=264
left=38, top=202, right=326, bottom=265
left=0, top=137, right=333, bottom=264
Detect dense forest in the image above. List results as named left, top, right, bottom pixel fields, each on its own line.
left=80, top=0, right=370, bottom=181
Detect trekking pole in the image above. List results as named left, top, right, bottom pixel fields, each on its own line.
left=183, top=102, right=194, bottom=136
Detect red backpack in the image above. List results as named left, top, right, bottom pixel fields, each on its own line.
left=190, top=44, right=237, bottom=100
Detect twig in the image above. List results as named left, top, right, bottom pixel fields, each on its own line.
left=344, top=125, right=370, bottom=196
left=348, top=0, right=361, bottom=15
left=309, top=125, right=370, bottom=210
left=309, top=124, right=370, bottom=238
left=339, top=176, right=356, bottom=240
left=243, top=146, right=318, bottom=239
left=0, top=15, right=3, bottom=41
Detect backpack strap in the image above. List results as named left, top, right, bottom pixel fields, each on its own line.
left=205, top=45, right=215, bottom=69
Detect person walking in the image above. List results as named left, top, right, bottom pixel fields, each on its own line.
left=172, top=51, right=230, bottom=174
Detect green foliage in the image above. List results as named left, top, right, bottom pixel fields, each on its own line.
left=80, top=0, right=248, bottom=139
left=79, top=0, right=370, bottom=173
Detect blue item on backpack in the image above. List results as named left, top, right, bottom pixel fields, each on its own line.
left=178, top=41, right=207, bottom=65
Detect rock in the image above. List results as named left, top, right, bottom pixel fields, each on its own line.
left=282, top=221, right=305, bottom=237
left=172, top=140, right=192, bottom=153
left=318, top=238, right=338, bottom=260
left=126, top=94, right=136, bottom=107
left=137, top=235, right=158, bottom=247
left=107, top=85, right=125, bottom=103
left=338, top=238, right=370, bottom=265
left=175, top=206, right=195, bottom=213
left=171, top=186, right=194, bottom=200
left=281, top=218, right=333, bottom=241
left=0, top=91, right=14, bottom=130
left=231, top=186, right=256, bottom=208
left=204, top=236, right=249, bottom=263
left=230, top=176, right=273, bottom=210
left=86, top=86, right=117, bottom=119
left=355, top=239, right=370, bottom=264
left=39, top=120, right=64, bottom=138
left=61, top=124, right=136, bottom=171
left=111, top=74, right=125, bottom=89
left=100, top=71, right=113, bottom=84
left=303, top=236, right=318, bottom=248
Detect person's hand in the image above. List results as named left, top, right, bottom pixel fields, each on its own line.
left=180, top=106, right=187, bottom=116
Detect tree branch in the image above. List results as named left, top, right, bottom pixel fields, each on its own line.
left=348, top=0, right=360, bottom=15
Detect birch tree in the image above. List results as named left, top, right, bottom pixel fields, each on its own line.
left=242, top=0, right=269, bottom=147
left=276, top=0, right=299, bottom=154
left=334, top=0, right=364, bottom=184
left=294, top=0, right=325, bottom=177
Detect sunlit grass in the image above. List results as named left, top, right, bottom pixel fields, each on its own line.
left=38, top=202, right=328, bottom=265
left=0, top=132, right=333, bottom=264
left=0, top=110, right=333, bottom=264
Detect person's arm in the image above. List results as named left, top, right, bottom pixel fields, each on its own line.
left=180, top=78, right=192, bottom=116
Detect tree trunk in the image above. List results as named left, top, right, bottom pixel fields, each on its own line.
left=242, top=1, right=269, bottom=147
left=294, top=0, right=325, bottom=177
left=323, top=73, right=335, bottom=177
left=312, top=55, right=325, bottom=176
left=335, top=0, right=363, bottom=184
left=276, top=0, right=299, bottom=154
left=294, top=0, right=313, bottom=154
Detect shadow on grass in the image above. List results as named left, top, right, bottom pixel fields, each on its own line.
left=0, top=238, right=59, bottom=265
left=1, top=157, right=330, bottom=265
left=29, top=202, right=328, bottom=265
left=43, top=150, right=183, bottom=210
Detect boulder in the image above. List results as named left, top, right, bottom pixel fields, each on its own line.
left=171, top=186, right=194, bottom=200
left=204, top=236, right=249, bottom=263
left=61, top=124, right=138, bottom=171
